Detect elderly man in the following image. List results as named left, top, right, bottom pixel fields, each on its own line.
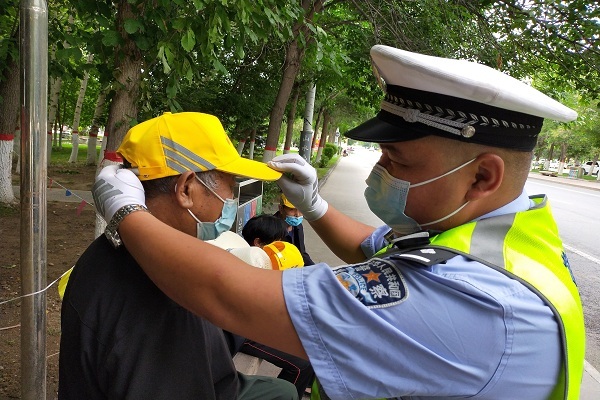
left=58, top=112, right=297, bottom=400
left=90, top=46, right=584, bottom=400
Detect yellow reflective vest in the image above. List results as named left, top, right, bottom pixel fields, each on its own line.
left=426, top=195, right=585, bottom=400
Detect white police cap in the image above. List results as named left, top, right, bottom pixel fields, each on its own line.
left=345, top=45, right=577, bottom=151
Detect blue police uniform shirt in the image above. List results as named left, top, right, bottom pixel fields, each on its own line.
left=281, top=191, right=561, bottom=400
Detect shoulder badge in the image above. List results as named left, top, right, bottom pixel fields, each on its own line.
left=333, top=258, right=408, bottom=308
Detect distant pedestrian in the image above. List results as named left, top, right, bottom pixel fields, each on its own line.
left=275, top=194, right=315, bottom=266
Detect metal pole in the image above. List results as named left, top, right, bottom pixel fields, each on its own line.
left=299, top=84, right=316, bottom=162
left=19, top=1, right=48, bottom=399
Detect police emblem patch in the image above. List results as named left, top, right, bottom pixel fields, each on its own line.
left=333, top=258, right=407, bottom=308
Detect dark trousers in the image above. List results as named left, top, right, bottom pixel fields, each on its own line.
left=238, top=372, right=298, bottom=400
left=239, top=340, right=315, bottom=399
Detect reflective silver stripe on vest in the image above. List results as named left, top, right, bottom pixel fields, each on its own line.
left=470, top=195, right=549, bottom=266
left=470, top=213, right=516, bottom=268
left=161, top=136, right=216, bottom=173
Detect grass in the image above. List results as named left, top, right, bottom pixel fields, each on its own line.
left=50, top=143, right=101, bottom=164
left=0, top=203, right=18, bottom=217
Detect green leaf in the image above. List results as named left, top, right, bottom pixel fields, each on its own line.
left=158, top=45, right=171, bottom=74
left=166, top=82, right=178, bottom=98
left=235, top=45, right=245, bottom=59
left=172, top=18, right=186, bottom=31
left=124, top=19, right=143, bottom=34
left=193, top=0, right=206, bottom=11
left=181, top=29, right=196, bottom=52
left=101, top=30, right=120, bottom=47
left=135, top=36, right=151, bottom=51
left=212, top=58, right=228, bottom=74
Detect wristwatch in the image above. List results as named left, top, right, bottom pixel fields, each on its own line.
left=104, top=204, right=149, bottom=248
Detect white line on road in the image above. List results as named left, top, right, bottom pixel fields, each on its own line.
left=564, top=243, right=600, bottom=265
left=526, top=181, right=600, bottom=198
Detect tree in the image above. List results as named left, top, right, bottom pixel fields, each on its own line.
left=0, top=3, right=19, bottom=204
left=263, top=0, right=326, bottom=161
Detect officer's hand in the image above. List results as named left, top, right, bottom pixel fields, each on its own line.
left=267, top=154, right=328, bottom=221
left=92, top=165, right=146, bottom=222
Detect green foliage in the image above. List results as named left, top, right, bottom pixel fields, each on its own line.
left=318, top=154, right=331, bottom=168
left=0, top=2, right=19, bottom=68
left=0, top=202, right=18, bottom=217
left=9, top=0, right=598, bottom=166
left=261, top=181, right=281, bottom=210
left=323, top=143, right=337, bottom=159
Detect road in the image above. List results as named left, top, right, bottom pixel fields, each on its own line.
left=525, top=179, right=600, bottom=371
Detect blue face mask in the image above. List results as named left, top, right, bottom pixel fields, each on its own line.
left=188, top=175, right=238, bottom=241
left=364, top=158, right=475, bottom=236
left=285, top=215, right=303, bottom=227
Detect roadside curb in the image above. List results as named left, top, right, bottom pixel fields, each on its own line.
left=527, top=173, right=600, bottom=192
left=585, top=360, right=600, bottom=384
left=318, top=156, right=342, bottom=190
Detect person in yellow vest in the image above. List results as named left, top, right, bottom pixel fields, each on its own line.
left=91, top=46, right=585, bottom=400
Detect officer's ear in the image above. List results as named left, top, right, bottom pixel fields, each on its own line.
left=465, top=153, right=504, bottom=201
left=174, top=171, right=197, bottom=208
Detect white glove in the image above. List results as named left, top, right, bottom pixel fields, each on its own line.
left=267, top=153, right=328, bottom=221
left=92, top=165, right=146, bottom=222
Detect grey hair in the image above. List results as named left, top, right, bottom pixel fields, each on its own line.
left=195, top=170, right=220, bottom=191
left=141, top=169, right=221, bottom=200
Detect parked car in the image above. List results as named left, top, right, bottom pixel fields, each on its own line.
left=548, top=160, right=560, bottom=172
left=582, top=161, right=599, bottom=176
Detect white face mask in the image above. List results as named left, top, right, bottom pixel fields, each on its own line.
left=187, top=175, right=238, bottom=241
left=364, top=158, right=476, bottom=236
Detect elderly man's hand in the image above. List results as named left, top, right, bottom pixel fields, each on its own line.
left=267, top=154, right=328, bottom=221
left=93, top=165, right=146, bottom=222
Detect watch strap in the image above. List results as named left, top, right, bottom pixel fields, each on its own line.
left=104, top=204, right=149, bottom=248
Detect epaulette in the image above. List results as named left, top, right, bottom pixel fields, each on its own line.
left=385, top=247, right=458, bottom=267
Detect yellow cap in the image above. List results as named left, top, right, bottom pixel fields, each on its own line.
left=280, top=194, right=295, bottom=208
left=118, top=112, right=282, bottom=181
left=263, top=241, right=304, bottom=270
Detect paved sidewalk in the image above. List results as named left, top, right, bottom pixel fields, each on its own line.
left=527, top=172, right=600, bottom=191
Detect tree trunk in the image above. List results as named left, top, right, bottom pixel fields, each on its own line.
left=103, top=0, right=143, bottom=158
left=558, top=142, right=567, bottom=175
left=0, top=57, right=20, bottom=204
left=85, top=91, right=106, bottom=165
left=95, top=1, right=143, bottom=235
left=283, top=84, right=299, bottom=154
left=47, top=76, right=62, bottom=164
left=310, top=106, right=324, bottom=159
left=263, top=38, right=302, bottom=161
left=237, top=137, right=247, bottom=155
left=248, top=128, right=257, bottom=160
left=262, top=0, right=324, bottom=162
left=315, top=110, right=330, bottom=163
left=86, top=91, right=106, bottom=165
left=69, top=54, right=93, bottom=163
